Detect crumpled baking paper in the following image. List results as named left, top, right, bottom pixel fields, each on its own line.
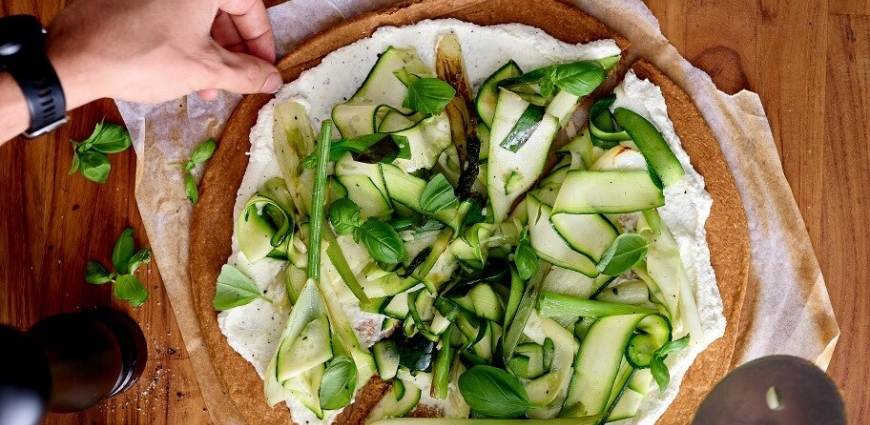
left=116, top=0, right=839, bottom=421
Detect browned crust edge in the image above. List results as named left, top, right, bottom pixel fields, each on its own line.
left=631, top=60, right=750, bottom=424
left=189, top=1, right=749, bottom=424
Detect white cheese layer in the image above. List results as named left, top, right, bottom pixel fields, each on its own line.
left=219, top=18, right=721, bottom=425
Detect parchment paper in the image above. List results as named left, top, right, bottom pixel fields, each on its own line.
left=117, top=0, right=839, bottom=420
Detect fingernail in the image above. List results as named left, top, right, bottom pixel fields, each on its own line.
left=262, top=72, right=282, bottom=94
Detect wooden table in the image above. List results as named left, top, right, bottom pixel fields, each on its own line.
left=0, top=0, right=865, bottom=423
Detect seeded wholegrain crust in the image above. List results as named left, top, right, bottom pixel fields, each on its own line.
left=189, top=1, right=749, bottom=424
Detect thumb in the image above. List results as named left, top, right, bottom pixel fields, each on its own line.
left=206, top=45, right=282, bottom=95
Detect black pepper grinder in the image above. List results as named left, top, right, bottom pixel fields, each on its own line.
left=0, top=308, right=147, bottom=425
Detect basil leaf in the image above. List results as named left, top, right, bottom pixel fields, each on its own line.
left=514, top=231, right=538, bottom=280
left=185, top=172, right=199, bottom=204
left=458, top=365, right=534, bottom=418
left=404, top=78, right=455, bottom=115
left=127, top=249, right=152, bottom=275
left=213, top=264, right=268, bottom=311
left=85, top=260, right=114, bottom=284
left=114, top=274, right=149, bottom=308
left=355, top=219, right=407, bottom=264
left=328, top=198, right=362, bottom=235
left=112, top=228, right=136, bottom=274
left=597, top=233, right=649, bottom=276
left=78, top=150, right=111, bottom=184
left=460, top=199, right=485, bottom=231
left=90, top=123, right=132, bottom=154
left=190, top=139, right=217, bottom=164
left=552, top=61, right=606, bottom=97
left=69, top=150, right=80, bottom=175
left=319, top=355, right=357, bottom=410
left=498, top=65, right=554, bottom=88
left=420, top=174, right=458, bottom=213
left=651, top=334, right=691, bottom=392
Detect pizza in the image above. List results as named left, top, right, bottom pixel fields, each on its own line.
left=189, top=1, right=750, bottom=424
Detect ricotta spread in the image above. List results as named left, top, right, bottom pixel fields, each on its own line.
left=218, top=19, right=723, bottom=425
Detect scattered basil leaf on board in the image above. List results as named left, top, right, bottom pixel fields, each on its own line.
left=114, top=274, right=149, bottom=308
left=328, top=198, right=363, bottom=235
left=420, top=174, right=458, bottom=213
left=458, top=365, right=534, bottom=418
left=319, top=355, right=357, bottom=410
left=127, top=249, right=152, bottom=275
left=180, top=139, right=217, bottom=204
left=213, top=264, right=270, bottom=311
left=68, top=120, right=132, bottom=183
left=85, top=261, right=114, bottom=284
left=86, top=227, right=152, bottom=307
left=112, top=228, right=136, bottom=274
left=354, top=219, right=408, bottom=264
left=651, top=334, right=691, bottom=392
left=404, top=78, right=456, bottom=115
left=77, top=150, right=111, bottom=184
left=597, top=233, right=649, bottom=275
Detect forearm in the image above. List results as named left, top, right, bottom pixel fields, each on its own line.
left=0, top=72, right=31, bottom=145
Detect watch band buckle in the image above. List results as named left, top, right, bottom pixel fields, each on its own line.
left=22, top=115, right=68, bottom=139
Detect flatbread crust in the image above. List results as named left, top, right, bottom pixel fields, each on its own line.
left=189, top=1, right=750, bottom=424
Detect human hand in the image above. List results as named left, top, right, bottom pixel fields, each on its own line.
left=45, top=0, right=281, bottom=109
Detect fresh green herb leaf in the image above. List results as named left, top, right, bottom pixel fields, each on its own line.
left=318, top=355, right=357, bottom=410
left=328, top=198, right=363, bottom=235
left=126, top=249, right=152, bottom=275
left=597, top=233, right=649, bottom=276
left=77, top=150, right=111, bottom=184
left=112, top=228, right=136, bottom=274
left=114, top=274, right=149, bottom=307
left=213, top=264, right=269, bottom=311
left=68, top=121, right=132, bottom=183
left=184, top=172, right=199, bottom=204
left=355, top=219, right=407, bottom=264
left=514, top=230, right=538, bottom=280
left=85, top=260, right=113, bottom=284
left=498, top=66, right=553, bottom=88
left=69, top=151, right=80, bottom=174
left=89, top=123, right=132, bottom=154
left=181, top=139, right=217, bottom=204
left=86, top=227, right=152, bottom=307
left=458, top=365, right=534, bottom=418
left=404, top=78, right=456, bottom=115
left=460, top=199, right=486, bottom=231
left=420, top=174, right=458, bottom=213
left=651, top=334, right=691, bottom=392
left=552, top=61, right=606, bottom=97
left=498, top=60, right=605, bottom=99
left=190, top=139, right=217, bottom=164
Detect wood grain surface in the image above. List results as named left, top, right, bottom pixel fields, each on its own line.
left=0, top=0, right=865, bottom=423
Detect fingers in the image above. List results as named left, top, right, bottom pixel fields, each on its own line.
left=206, top=43, right=281, bottom=95
left=212, top=10, right=246, bottom=54
left=218, top=0, right=276, bottom=63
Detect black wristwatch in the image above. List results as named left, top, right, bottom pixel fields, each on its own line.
left=0, top=15, right=67, bottom=139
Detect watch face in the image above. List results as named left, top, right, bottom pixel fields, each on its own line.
left=0, top=15, right=45, bottom=56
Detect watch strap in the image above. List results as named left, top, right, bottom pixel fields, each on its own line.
left=12, top=51, right=68, bottom=138
left=0, top=15, right=67, bottom=139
